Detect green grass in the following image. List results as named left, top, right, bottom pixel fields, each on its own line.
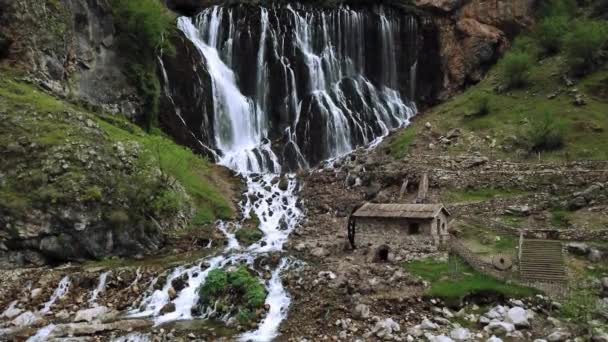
left=235, top=227, right=263, bottom=246
left=443, top=187, right=528, bottom=203
left=405, top=257, right=537, bottom=302
left=0, top=73, right=234, bottom=228
left=550, top=209, right=571, bottom=227
left=387, top=54, right=608, bottom=161
left=387, top=126, right=416, bottom=158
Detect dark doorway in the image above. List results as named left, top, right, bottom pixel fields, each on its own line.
left=377, top=245, right=390, bottom=262
left=409, top=223, right=420, bottom=235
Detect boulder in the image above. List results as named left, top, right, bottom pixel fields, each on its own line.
left=547, top=330, right=571, bottom=341
left=506, top=307, right=529, bottom=327
left=74, top=306, right=115, bottom=323
left=160, top=302, right=176, bottom=315
left=566, top=242, right=590, bottom=256
left=484, top=321, right=515, bottom=336
left=450, top=327, right=471, bottom=341
left=487, top=336, right=503, bottom=342
left=373, top=318, right=400, bottom=338
left=12, top=311, right=42, bottom=327
left=353, top=303, right=370, bottom=320
left=505, top=205, right=531, bottom=216
left=588, top=249, right=603, bottom=263
left=415, top=0, right=462, bottom=12
left=420, top=318, right=439, bottom=330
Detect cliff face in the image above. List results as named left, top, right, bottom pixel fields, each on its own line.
left=415, top=0, right=535, bottom=97
left=0, top=0, right=143, bottom=117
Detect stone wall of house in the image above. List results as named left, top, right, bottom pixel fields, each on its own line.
left=354, top=217, right=436, bottom=259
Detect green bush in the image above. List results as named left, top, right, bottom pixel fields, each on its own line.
left=511, top=36, right=540, bottom=59
left=536, top=16, right=569, bottom=54
left=199, top=269, right=228, bottom=304
left=472, top=95, right=491, bottom=117
left=520, top=111, right=566, bottom=152
left=197, top=266, right=266, bottom=311
left=111, top=0, right=175, bottom=131
left=500, top=52, right=533, bottom=89
left=537, top=0, right=577, bottom=18
left=151, top=190, right=184, bottom=216
left=564, top=20, right=608, bottom=74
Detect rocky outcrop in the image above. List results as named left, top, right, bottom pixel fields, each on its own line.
left=423, top=0, right=535, bottom=96
left=0, top=0, right=140, bottom=117
left=158, top=31, right=217, bottom=159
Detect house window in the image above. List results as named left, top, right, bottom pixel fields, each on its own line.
left=409, top=223, right=420, bottom=235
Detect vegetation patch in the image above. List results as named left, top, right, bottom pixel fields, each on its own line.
left=0, top=74, right=235, bottom=261
left=111, top=0, right=176, bottom=131
left=197, top=266, right=267, bottom=326
left=387, top=126, right=416, bottom=158
left=404, top=257, right=536, bottom=302
left=443, top=187, right=528, bottom=204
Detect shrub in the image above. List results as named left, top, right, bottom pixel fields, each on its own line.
left=471, top=95, right=491, bottom=117
left=535, top=16, right=570, bottom=54
left=520, top=111, right=565, bottom=153
left=151, top=190, right=184, bottom=216
left=511, top=36, right=540, bottom=59
left=198, top=269, right=228, bottom=304
left=564, top=20, right=608, bottom=74
left=500, top=52, right=533, bottom=89
left=227, top=267, right=266, bottom=309
left=537, top=0, right=577, bottom=18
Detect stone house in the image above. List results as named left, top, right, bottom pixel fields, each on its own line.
left=348, top=203, right=451, bottom=261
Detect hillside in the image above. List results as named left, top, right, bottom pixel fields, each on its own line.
left=0, top=69, right=240, bottom=268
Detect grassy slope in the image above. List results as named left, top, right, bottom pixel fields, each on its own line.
left=0, top=72, right=236, bottom=230
left=404, top=257, right=536, bottom=302
left=386, top=57, right=608, bottom=161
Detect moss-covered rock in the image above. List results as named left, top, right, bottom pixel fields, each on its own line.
left=0, top=75, right=237, bottom=268
left=196, top=266, right=267, bottom=326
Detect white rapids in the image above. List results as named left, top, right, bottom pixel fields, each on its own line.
left=128, top=174, right=302, bottom=341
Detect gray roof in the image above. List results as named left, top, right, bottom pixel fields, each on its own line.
left=352, top=203, right=450, bottom=219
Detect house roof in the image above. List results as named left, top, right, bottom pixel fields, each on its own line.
left=352, top=203, right=450, bottom=219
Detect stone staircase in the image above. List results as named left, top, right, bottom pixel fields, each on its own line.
left=519, top=239, right=567, bottom=283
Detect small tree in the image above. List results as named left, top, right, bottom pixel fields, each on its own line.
left=564, top=20, right=608, bottom=74
left=520, top=111, right=566, bottom=153
left=500, top=52, right=533, bottom=89
left=536, top=16, right=570, bottom=54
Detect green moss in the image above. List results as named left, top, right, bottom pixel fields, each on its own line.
left=235, top=227, right=263, bottom=246
left=197, top=266, right=266, bottom=325
left=404, top=257, right=537, bottom=302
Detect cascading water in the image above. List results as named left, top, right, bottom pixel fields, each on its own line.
left=88, top=271, right=110, bottom=306
left=179, top=3, right=418, bottom=170
left=127, top=4, right=417, bottom=341
left=40, top=276, right=71, bottom=314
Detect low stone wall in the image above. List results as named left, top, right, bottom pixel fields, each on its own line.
left=448, top=239, right=509, bottom=281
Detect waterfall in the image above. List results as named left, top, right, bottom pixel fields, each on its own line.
left=131, top=4, right=416, bottom=341
left=177, top=3, right=417, bottom=171
left=40, top=276, right=70, bottom=314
